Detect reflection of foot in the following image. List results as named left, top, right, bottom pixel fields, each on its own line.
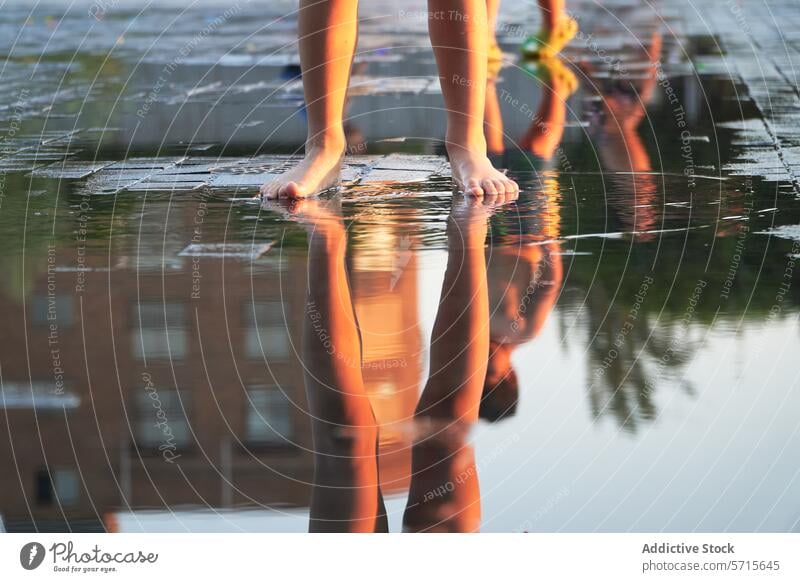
left=520, top=15, right=578, bottom=59
left=447, top=145, right=519, bottom=197
left=522, top=56, right=579, bottom=99
left=538, top=176, right=562, bottom=240
left=259, top=145, right=343, bottom=199
left=448, top=191, right=516, bottom=246
left=452, top=189, right=517, bottom=215
left=260, top=196, right=344, bottom=237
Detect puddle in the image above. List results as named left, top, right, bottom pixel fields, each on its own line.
left=0, top=0, right=798, bottom=534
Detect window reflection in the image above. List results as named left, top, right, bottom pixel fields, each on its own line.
left=134, top=388, right=191, bottom=450
left=31, top=295, right=73, bottom=327
left=244, top=385, right=294, bottom=447
left=243, top=301, right=290, bottom=361
left=131, top=302, right=188, bottom=361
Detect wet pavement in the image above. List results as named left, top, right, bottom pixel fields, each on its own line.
left=0, top=0, right=799, bottom=532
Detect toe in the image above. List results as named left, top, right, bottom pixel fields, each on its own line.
left=465, top=178, right=484, bottom=197
left=491, top=179, right=508, bottom=195
left=482, top=179, right=499, bottom=196
left=503, top=178, right=519, bottom=194
left=281, top=181, right=307, bottom=199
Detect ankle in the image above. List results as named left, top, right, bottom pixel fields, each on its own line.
left=305, top=132, right=346, bottom=156
left=446, top=136, right=488, bottom=158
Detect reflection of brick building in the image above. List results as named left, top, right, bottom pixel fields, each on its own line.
left=0, top=198, right=422, bottom=532
left=350, top=221, right=424, bottom=494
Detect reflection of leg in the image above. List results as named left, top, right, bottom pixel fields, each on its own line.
left=539, top=0, right=565, bottom=29
left=289, top=201, right=386, bottom=532
left=520, top=58, right=577, bottom=158
left=404, top=426, right=480, bottom=532
left=309, top=421, right=388, bottom=533
left=428, top=0, right=518, bottom=197
left=309, top=424, right=387, bottom=533
left=416, top=204, right=490, bottom=421
left=260, top=0, right=357, bottom=199
left=403, top=201, right=491, bottom=532
left=521, top=0, right=577, bottom=58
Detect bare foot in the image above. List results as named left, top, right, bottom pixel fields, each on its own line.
left=447, top=146, right=519, bottom=198
left=259, top=145, right=343, bottom=199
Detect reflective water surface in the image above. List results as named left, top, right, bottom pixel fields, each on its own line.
left=1, top=0, right=799, bottom=532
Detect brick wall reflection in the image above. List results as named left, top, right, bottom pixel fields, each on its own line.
left=0, top=198, right=423, bottom=532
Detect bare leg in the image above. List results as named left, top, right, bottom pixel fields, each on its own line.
left=484, top=0, right=504, bottom=154
left=540, top=0, right=566, bottom=29
left=268, top=199, right=387, bottom=532
left=486, top=0, right=501, bottom=42
left=260, top=0, right=357, bottom=199
left=428, top=0, right=518, bottom=197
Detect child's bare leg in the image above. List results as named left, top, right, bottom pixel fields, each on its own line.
left=486, top=0, right=500, bottom=41
left=428, top=0, right=518, bottom=197
left=539, top=0, right=566, bottom=29
left=486, top=0, right=502, bottom=63
left=260, top=0, right=357, bottom=199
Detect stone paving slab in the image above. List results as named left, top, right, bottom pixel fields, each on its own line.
left=29, top=161, right=115, bottom=179
left=688, top=0, right=800, bottom=193
left=372, top=153, right=449, bottom=173
left=0, top=159, right=57, bottom=172
left=40, top=154, right=453, bottom=194
left=358, top=168, right=435, bottom=184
